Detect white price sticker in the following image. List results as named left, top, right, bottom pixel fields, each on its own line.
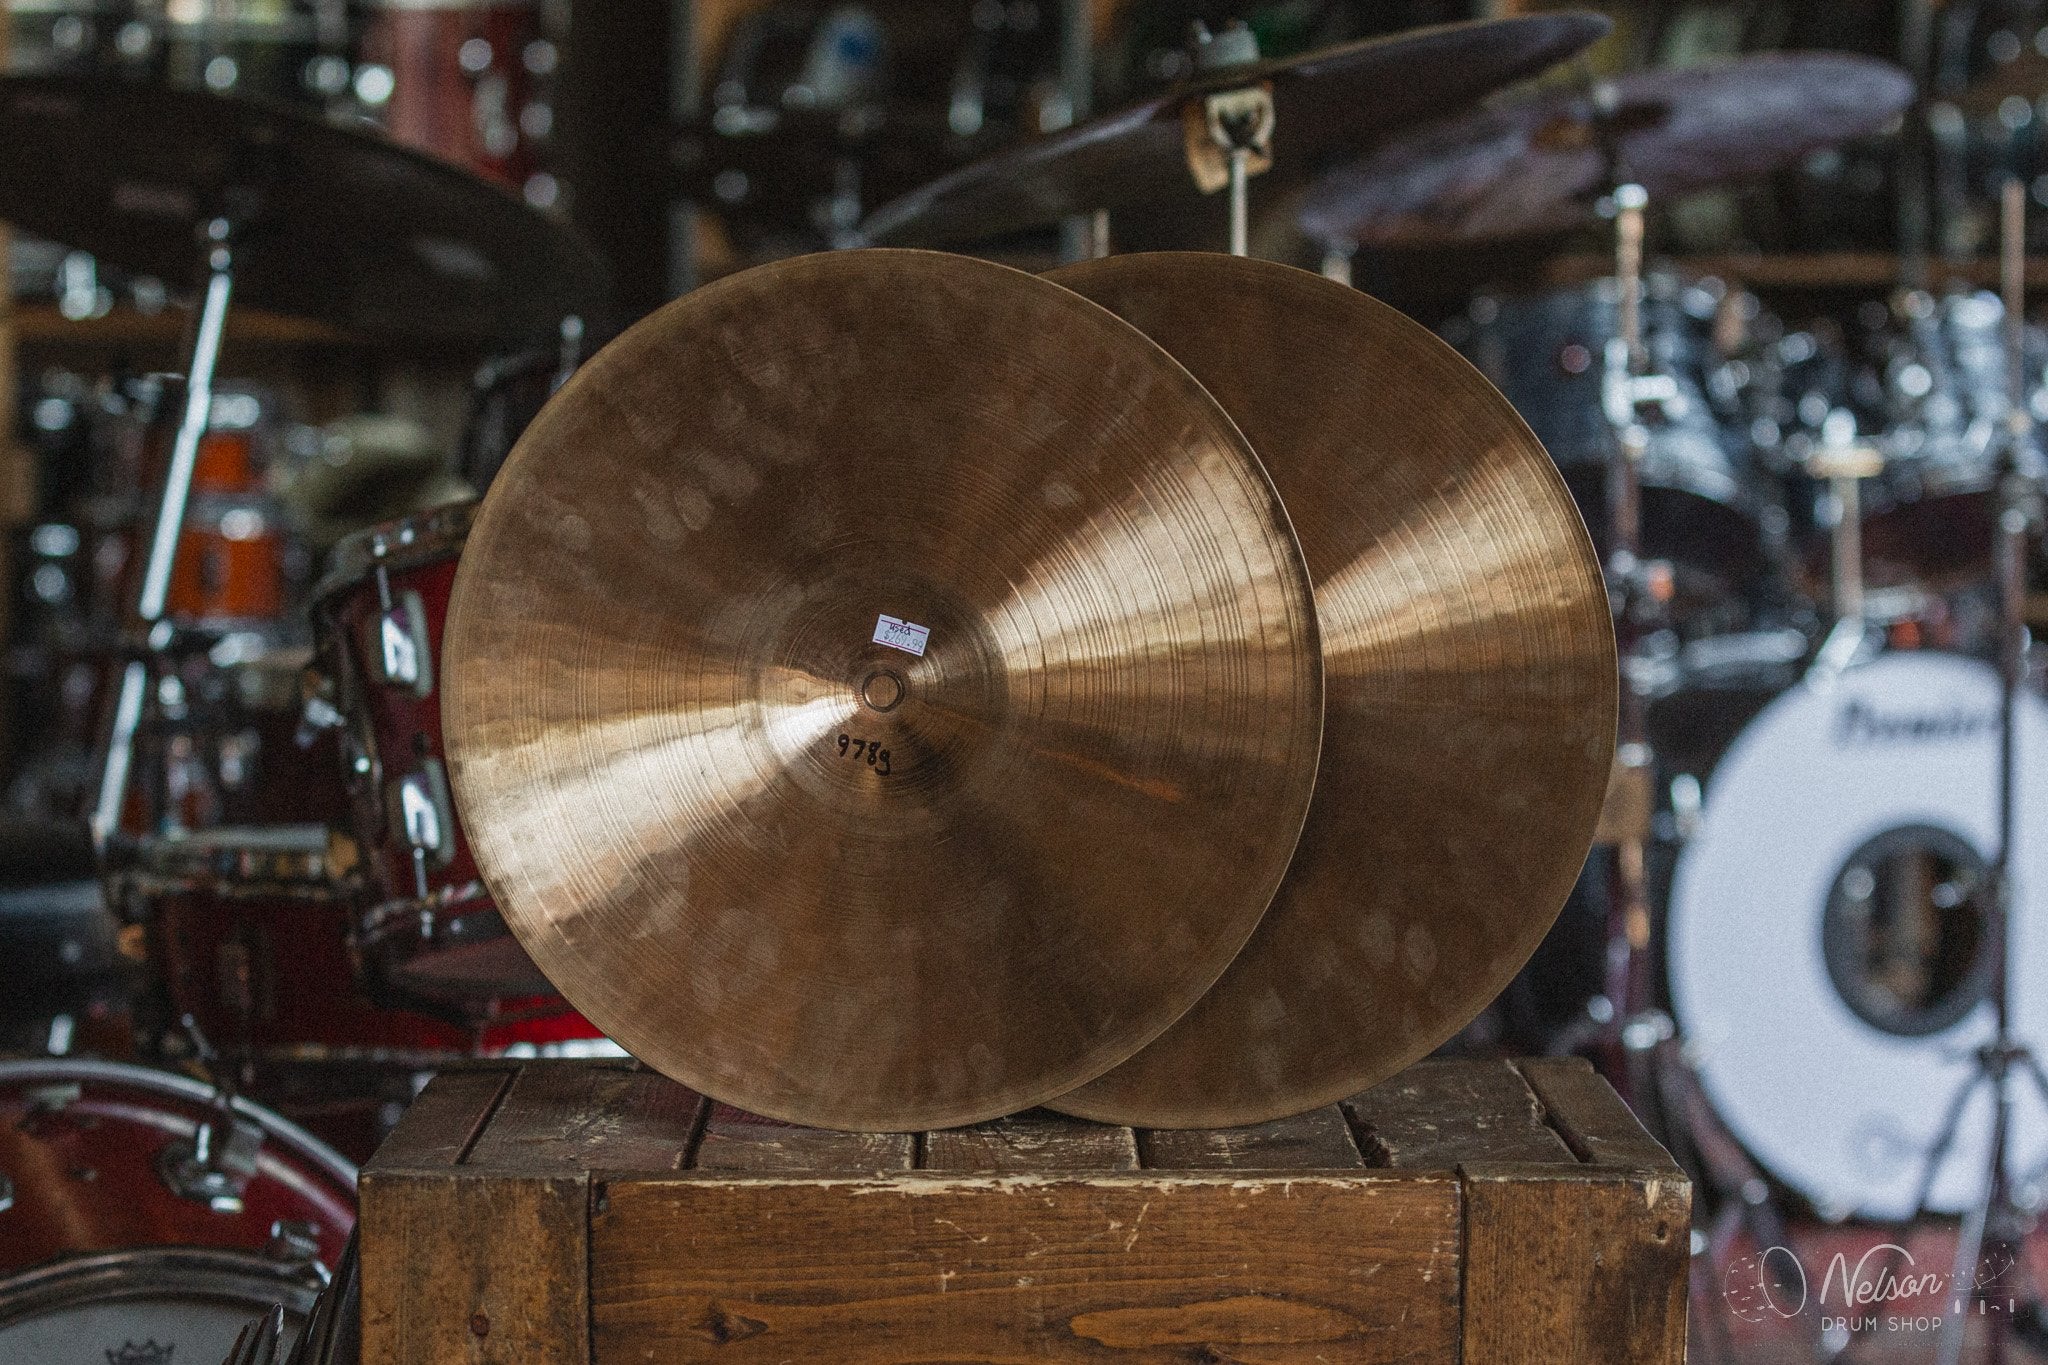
left=871, top=614, right=931, bottom=657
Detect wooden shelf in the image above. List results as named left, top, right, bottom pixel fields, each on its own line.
left=9, top=303, right=363, bottom=350
left=1538, top=251, right=2048, bottom=292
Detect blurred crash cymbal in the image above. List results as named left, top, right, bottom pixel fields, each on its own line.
left=860, top=13, right=1610, bottom=246
left=441, top=248, right=1324, bottom=1131
left=1047, top=253, right=1615, bottom=1128
left=1299, top=53, right=1913, bottom=250
left=0, top=75, right=608, bottom=342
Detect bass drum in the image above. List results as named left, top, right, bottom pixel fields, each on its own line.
left=1668, top=651, right=2048, bottom=1218
left=0, top=1056, right=355, bottom=1358
left=0, top=1247, right=319, bottom=1361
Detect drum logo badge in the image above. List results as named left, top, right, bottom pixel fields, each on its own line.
left=1834, top=697, right=1996, bottom=747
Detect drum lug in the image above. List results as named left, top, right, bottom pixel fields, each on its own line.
left=266, top=1218, right=326, bottom=1274
left=368, top=589, right=434, bottom=697
left=158, top=1113, right=265, bottom=1213
left=392, top=759, right=457, bottom=873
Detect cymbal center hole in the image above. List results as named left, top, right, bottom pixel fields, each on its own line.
left=860, top=669, right=905, bottom=712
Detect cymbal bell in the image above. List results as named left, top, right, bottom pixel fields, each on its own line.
left=1047, top=253, right=1616, bottom=1128
left=441, top=248, right=1324, bottom=1131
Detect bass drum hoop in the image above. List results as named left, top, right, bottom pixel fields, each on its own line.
left=0, top=1057, right=358, bottom=1193
left=0, top=1246, right=322, bottom=1325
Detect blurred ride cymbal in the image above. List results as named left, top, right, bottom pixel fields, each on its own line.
left=0, top=75, right=608, bottom=342
left=441, top=249, right=1324, bottom=1131
left=1299, top=53, right=1913, bottom=250
left=860, top=13, right=1611, bottom=246
left=1047, top=253, right=1616, bottom=1128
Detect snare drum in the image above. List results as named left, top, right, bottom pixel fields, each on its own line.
left=0, top=1056, right=354, bottom=1360
left=314, top=500, right=574, bottom=1005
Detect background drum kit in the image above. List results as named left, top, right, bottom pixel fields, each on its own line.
left=0, top=3, right=2044, bottom=1362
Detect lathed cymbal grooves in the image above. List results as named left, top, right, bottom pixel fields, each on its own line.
left=1048, top=253, right=1616, bottom=1128
left=441, top=248, right=1324, bottom=1131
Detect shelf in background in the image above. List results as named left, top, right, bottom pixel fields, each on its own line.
left=1540, top=251, right=2048, bottom=293
left=10, top=303, right=360, bottom=350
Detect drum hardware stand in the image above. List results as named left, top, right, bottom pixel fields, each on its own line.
left=1591, top=179, right=1820, bottom=1365
left=1180, top=21, right=1273, bottom=258
left=1882, top=175, right=2048, bottom=1365
left=158, top=1013, right=267, bottom=1216
left=90, top=215, right=237, bottom=850
left=1320, top=244, right=1355, bottom=288
left=1805, top=423, right=1887, bottom=679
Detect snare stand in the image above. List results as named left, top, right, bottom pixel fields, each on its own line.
left=89, top=216, right=239, bottom=849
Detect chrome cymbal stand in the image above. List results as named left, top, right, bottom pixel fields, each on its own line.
left=1595, top=179, right=1821, bottom=1365
left=1181, top=21, right=1273, bottom=258
left=89, top=217, right=237, bottom=848
left=1891, top=174, right=2048, bottom=1365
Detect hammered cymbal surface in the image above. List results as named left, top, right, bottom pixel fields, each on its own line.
left=1048, top=253, right=1616, bottom=1128
left=441, top=249, right=1323, bottom=1131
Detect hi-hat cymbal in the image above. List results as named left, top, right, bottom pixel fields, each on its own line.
left=1047, top=253, right=1615, bottom=1128
left=1299, top=54, right=1913, bottom=250
left=441, top=249, right=1324, bottom=1131
left=859, top=13, right=1610, bottom=247
left=0, top=75, right=608, bottom=342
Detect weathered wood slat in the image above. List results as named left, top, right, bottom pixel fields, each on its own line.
left=924, top=1110, right=1139, bottom=1173
left=464, top=1062, right=704, bottom=1174
left=1518, top=1056, right=1684, bottom=1172
left=592, top=1173, right=1462, bottom=1364
left=361, top=1170, right=590, bottom=1365
left=1136, top=1105, right=1362, bottom=1170
left=369, top=1068, right=514, bottom=1169
left=1459, top=1162, right=1690, bottom=1365
left=1345, top=1057, right=1574, bottom=1168
left=694, top=1103, right=916, bottom=1173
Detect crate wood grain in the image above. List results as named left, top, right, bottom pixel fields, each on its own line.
left=359, top=1056, right=1687, bottom=1364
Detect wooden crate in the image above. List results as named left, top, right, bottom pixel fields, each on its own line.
left=359, top=1056, right=1688, bottom=1364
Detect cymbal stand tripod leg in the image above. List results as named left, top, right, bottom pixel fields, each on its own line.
left=1836, top=174, right=2048, bottom=1365
left=90, top=219, right=235, bottom=848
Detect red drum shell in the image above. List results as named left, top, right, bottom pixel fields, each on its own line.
left=0, top=1057, right=356, bottom=1276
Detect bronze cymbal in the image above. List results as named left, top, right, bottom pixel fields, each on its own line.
left=859, top=13, right=1610, bottom=247
left=0, top=75, right=608, bottom=342
left=441, top=249, right=1323, bottom=1131
left=1046, top=253, right=1616, bottom=1128
left=1299, top=54, right=1913, bottom=250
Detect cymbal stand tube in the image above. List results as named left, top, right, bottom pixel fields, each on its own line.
left=91, top=221, right=235, bottom=848
left=1830, top=472, right=1865, bottom=625
left=1228, top=147, right=1250, bottom=257
left=1918, top=174, right=2043, bottom=1365
left=1597, top=181, right=1664, bottom=1089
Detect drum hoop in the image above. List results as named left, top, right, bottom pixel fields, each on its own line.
left=0, top=1057, right=358, bottom=1190
left=359, top=880, right=496, bottom=943
left=311, top=500, right=476, bottom=608
left=0, top=1247, right=321, bottom=1325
